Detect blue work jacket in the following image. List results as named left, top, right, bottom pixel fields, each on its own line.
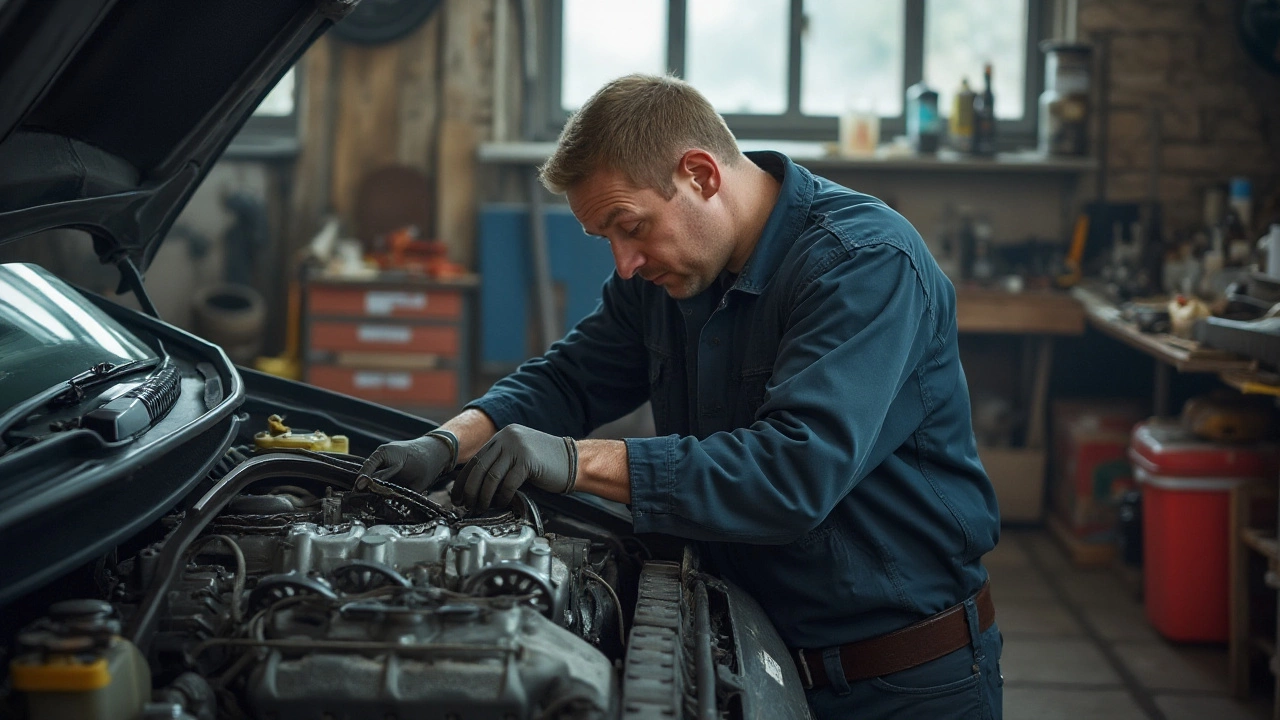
left=469, top=151, right=1000, bottom=649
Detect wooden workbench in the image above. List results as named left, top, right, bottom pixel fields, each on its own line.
left=956, top=287, right=1085, bottom=336
left=953, top=287, right=1085, bottom=522
left=1069, top=285, right=1273, bottom=414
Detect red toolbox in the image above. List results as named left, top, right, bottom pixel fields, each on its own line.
left=1129, top=418, right=1278, bottom=642
left=1051, top=400, right=1146, bottom=543
left=302, top=272, right=478, bottom=416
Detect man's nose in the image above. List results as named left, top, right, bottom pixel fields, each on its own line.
left=610, top=240, right=645, bottom=279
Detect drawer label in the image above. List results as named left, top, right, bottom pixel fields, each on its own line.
left=365, top=291, right=427, bottom=315
left=357, top=325, right=412, bottom=344
left=353, top=371, right=412, bottom=390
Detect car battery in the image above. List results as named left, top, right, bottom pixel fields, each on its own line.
left=1129, top=418, right=1278, bottom=642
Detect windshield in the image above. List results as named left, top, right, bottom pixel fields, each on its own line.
left=0, top=263, right=156, bottom=413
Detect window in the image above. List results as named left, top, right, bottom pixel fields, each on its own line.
left=228, top=67, right=300, bottom=158
left=548, top=0, right=1042, bottom=142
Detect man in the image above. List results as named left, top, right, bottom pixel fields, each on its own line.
left=361, top=74, right=1002, bottom=719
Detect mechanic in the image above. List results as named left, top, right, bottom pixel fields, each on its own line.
left=361, top=74, right=1002, bottom=720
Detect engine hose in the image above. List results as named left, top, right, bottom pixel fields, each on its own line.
left=582, top=568, right=626, bottom=648
left=185, top=534, right=247, bottom=624
left=126, top=452, right=359, bottom=649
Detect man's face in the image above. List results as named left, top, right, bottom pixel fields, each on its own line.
left=567, top=164, right=732, bottom=300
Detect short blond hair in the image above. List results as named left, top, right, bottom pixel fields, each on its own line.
left=539, top=74, right=742, bottom=198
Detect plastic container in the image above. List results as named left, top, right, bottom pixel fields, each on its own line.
left=1129, top=418, right=1278, bottom=642
left=906, top=83, right=940, bottom=154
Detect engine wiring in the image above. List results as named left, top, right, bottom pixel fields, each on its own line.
left=185, top=534, right=247, bottom=624
left=582, top=568, right=627, bottom=648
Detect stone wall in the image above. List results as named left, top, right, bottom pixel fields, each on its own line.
left=1077, top=0, right=1280, bottom=235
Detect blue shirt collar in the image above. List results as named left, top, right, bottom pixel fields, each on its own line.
left=732, top=151, right=815, bottom=296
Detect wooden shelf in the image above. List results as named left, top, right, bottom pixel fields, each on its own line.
left=1220, top=370, right=1280, bottom=396
left=1070, top=285, right=1257, bottom=374
left=956, top=288, right=1085, bottom=335
left=478, top=141, right=1098, bottom=175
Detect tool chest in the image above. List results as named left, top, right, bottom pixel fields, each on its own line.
left=302, top=270, right=478, bottom=418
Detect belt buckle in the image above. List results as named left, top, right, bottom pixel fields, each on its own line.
left=794, top=648, right=814, bottom=690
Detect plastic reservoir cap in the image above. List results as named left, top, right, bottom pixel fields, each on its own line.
left=253, top=413, right=350, bottom=453
left=10, top=655, right=111, bottom=692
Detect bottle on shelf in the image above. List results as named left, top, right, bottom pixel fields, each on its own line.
left=906, top=82, right=940, bottom=154
left=949, top=78, right=975, bottom=153
left=972, top=63, right=997, bottom=156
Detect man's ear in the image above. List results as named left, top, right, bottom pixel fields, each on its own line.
left=676, top=149, right=721, bottom=200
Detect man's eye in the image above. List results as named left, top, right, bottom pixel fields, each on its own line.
left=626, top=223, right=642, bottom=238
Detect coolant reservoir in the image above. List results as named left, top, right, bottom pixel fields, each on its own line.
left=253, top=413, right=349, bottom=453
left=10, top=600, right=150, bottom=720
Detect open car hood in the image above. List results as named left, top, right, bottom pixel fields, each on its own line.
left=0, top=0, right=355, bottom=272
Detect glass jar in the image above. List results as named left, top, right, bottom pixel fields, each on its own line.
left=1038, top=41, right=1092, bottom=156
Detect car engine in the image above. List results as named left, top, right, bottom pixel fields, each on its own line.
left=10, top=449, right=635, bottom=720
left=5, top=440, right=811, bottom=720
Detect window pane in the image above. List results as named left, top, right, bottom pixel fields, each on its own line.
left=253, top=68, right=295, bottom=117
left=686, top=0, right=788, bottom=114
left=562, top=0, right=666, bottom=111
left=924, top=0, right=1027, bottom=120
left=801, top=0, right=905, bottom=117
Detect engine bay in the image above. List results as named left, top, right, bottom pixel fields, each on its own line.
left=1, top=414, right=809, bottom=720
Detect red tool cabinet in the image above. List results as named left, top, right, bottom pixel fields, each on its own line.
left=303, top=270, right=478, bottom=419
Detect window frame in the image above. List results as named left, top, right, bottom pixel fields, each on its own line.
left=226, top=66, right=302, bottom=160
left=539, top=0, right=1048, bottom=146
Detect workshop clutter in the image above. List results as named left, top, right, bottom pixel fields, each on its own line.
left=297, top=164, right=480, bottom=414
left=1050, top=399, right=1146, bottom=548
left=1131, top=417, right=1279, bottom=643
left=191, top=283, right=266, bottom=365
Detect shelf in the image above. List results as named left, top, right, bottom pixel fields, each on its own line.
left=1070, top=285, right=1257, bottom=374
left=478, top=141, right=1097, bottom=175
left=1219, top=370, right=1280, bottom=396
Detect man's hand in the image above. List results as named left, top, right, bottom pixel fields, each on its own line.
left=451, top=424, right=578, bottom=513
left=358, top=433, right=456, bottom=492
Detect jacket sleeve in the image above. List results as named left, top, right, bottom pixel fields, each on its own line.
left=626, top=241, right=941, bottom=544
left=466, top=272, right=650, bottom=438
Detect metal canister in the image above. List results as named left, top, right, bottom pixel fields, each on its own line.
left=1038, top=41, right=1092, bottom=156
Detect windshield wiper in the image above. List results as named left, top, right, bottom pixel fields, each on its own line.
left=0, top=357, right=166, bottom=452
left=49, top=358, right=164, bottom=408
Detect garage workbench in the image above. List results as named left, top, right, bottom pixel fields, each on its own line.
left=955, top=287, right=1085, bottom=523
left=1069, top=284, right=1278, bottom=411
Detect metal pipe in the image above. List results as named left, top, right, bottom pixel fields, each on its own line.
left=694, top=582, right=717, bottom=720
left=528, top=172, right=559, bottom=349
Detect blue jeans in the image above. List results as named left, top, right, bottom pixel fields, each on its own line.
left=804, top=597, right=1003, bottom=720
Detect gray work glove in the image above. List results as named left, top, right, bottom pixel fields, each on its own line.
left=451, top=424, right=578, bottom=513
left=358, top=430, right=458, bottom=492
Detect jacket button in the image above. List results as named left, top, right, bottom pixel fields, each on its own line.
left=711, top=337, right=721, bottom=346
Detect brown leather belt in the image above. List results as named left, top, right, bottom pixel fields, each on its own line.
left=792, top=581, right=995, bottom=690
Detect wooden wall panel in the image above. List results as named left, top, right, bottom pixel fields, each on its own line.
left=288, top=2, right=511, bottom=268
left=287, top=36, right=338, bottom=254
left=395, top=13, right=442, bottom=173
left=329, top=43, right=403, bottom=228
left=436, top=0, right=493, bottom=267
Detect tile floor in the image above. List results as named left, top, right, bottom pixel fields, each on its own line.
left=991, top=529, right=1272, bottom=720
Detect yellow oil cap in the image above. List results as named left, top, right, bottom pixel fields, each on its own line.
left=11, top=655, right=111, bottom=692
left=253, top=414, right=349, bottom=453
